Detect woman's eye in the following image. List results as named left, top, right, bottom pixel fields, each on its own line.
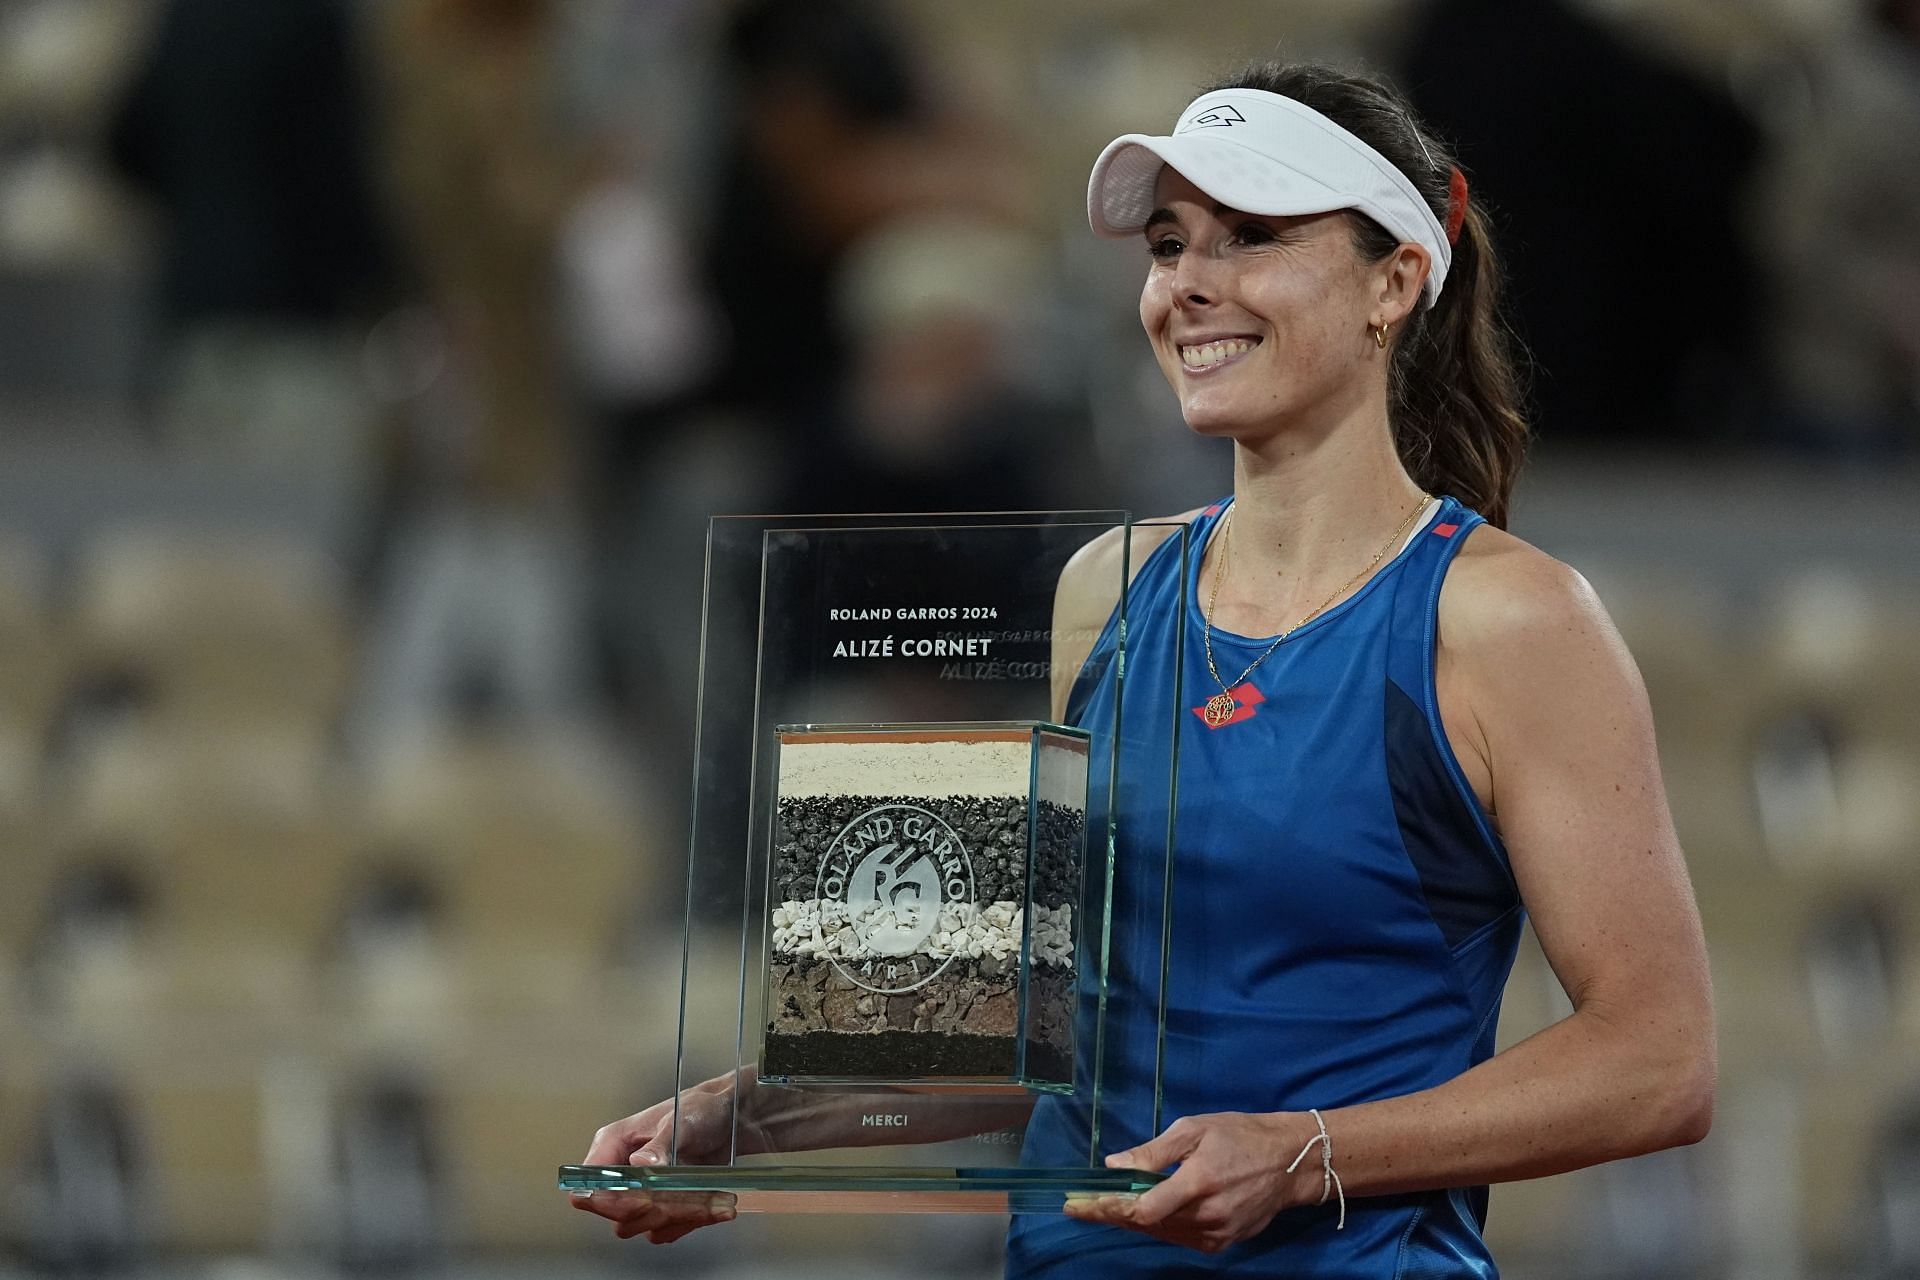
left=1232, top=222, right=1275, bottom=245
left=1146, top=237, right=1183, bottom=261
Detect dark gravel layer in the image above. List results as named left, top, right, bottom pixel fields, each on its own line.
left=772, top=794, right=1084, bottom=909
left=760, top=1029, right=1072, bottom=1084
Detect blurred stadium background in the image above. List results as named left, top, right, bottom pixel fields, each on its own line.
left=0, top=0, right=1917, bottom=1275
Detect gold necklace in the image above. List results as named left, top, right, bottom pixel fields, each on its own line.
left=1201, top=494, right=1433, bottom=728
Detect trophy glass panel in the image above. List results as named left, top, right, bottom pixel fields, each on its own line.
left=559, top=514, right=1190, bottom=1212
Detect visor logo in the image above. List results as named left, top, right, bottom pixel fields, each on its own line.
left=1182, top=104, right=1246, bottom=130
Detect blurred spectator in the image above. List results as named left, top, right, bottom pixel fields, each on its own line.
left=560, top=167, right=719, bottom=448
left=699, top=0, right=1030, bottom=511
left=349, top=502, right=596, bottom=761
left=1754, top=0, right=1920, bottom=454
left=353, top=0, right=596, bottom=761
left=579, top=0, right=1040, bottom=740
left=1400, top=0, right=1763, bottom=446
left=372, top=0, right=580, bottom=508
left=833, top=215, right=1055, bottom=512
left=104, top=0, right=393, bottom=480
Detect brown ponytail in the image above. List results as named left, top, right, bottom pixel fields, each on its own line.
left=1204, top=63, right=1530, bottom=528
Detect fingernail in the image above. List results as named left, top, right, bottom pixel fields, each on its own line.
left=633, top=1151, right=660, bottom=1165
left=709, top=1194, right=735, bottom=1217
left=570, top=1190, right=593, bottom=1201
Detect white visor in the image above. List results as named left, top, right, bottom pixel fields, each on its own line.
left=1088, top=87, right=1451, bottom=307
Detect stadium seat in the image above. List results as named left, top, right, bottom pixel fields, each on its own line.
left=0, top=809, right=54, bottom=972
left=437, top=1069, right=637, bottom=1250
left=0, top=539, right=64, bottom=739
left=68, top=526, right=353, bottom=733
left=1796, top=1060, right=1915, bottom=1271
left=1705, top=873, right=1824, bottom=1073
left=125, top=1072, right=269, bottom=1252
left=54, top=722, right=352, bottom=1022
left=358, top=732, right=652, bottom=1010
left=1752, top=573, right=1920, bottom=876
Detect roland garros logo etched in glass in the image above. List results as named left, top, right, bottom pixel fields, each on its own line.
left=817, top=803, right=973, bottom=994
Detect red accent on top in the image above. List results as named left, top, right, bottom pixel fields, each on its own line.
left=1432, top=522, right=1459, bottom=538
left=1191, top=680, right=1267, bottom=729
left=1203, top=503, right=1226, bottom=516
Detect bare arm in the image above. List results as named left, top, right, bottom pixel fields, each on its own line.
left=1307, top=544, right=1714, bottom=1192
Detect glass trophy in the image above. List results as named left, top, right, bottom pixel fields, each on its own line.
left=559, top=512, right=1189, bottom=1213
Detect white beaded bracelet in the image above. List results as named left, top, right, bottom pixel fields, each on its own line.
left=1283, top=1107, right=1347, bottom=1230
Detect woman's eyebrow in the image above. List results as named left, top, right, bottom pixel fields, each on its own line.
left=1143, top=201, right=1243, bottom=234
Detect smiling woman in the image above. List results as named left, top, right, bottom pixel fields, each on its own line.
left=571, top=60, right=1715, bottom=1279
left=1003, top=61, right=1714, bottom=1278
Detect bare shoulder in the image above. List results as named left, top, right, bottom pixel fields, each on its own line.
left=1049, top=506, right=1208, bottom=720
left=1433, top=522, right=1657, bottom=830
left=1055, top=506, right=1208, bottom=616
left=1054, top=505, right=1207, bottom=640
left=1438, top=522, right=1622, bottom=659
left=1437, top=522, right=1649, bottom=770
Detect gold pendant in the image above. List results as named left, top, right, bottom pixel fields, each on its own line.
left=1203, top=691, right=1237, bottom=727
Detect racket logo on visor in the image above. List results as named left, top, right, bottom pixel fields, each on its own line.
left=1182, top=104, right=1247, bottom=130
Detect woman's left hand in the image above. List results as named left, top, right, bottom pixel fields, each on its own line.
left=1061, top=1111, right=1315, bottom=1253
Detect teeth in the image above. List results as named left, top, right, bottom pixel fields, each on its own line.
left=1179, top=338, right=1257, bottom=369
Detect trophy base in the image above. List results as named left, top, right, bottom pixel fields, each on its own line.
left=557, top=1164, right=1164, bottom=1214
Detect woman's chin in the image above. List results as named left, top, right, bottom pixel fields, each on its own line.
left=1179, top=402, right=1260, bottom=439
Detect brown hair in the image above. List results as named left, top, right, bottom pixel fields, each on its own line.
left=1205, top=63, right=1530, bottom=528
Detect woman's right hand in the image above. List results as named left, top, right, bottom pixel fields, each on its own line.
left=569, top=1087, right=740, bottom=1244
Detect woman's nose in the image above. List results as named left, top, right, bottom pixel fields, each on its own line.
left=1171, top=245, right=1221, bottom=307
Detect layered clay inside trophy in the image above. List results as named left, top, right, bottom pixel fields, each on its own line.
left=761, top=727, right=1088, bottom=1089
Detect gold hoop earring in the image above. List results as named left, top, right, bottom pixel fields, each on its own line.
left=1373, top=322, right=1390, bottom=350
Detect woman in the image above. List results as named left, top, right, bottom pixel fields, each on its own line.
left=574, top=62, right=1716, bottom=1275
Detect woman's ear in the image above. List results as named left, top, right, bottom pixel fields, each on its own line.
left=1375, top=242, right=1430, bottom=326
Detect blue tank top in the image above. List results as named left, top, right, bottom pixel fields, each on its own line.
left=1008, top=494, right=1523, bottom=1279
